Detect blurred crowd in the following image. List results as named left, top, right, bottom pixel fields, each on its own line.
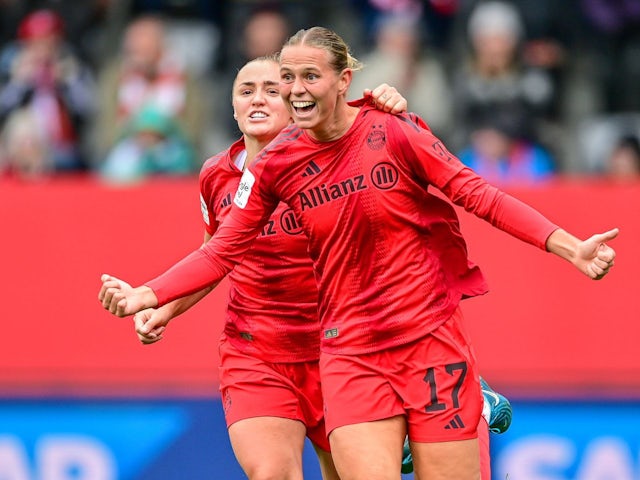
left=0, top=0, right=638, bottom=184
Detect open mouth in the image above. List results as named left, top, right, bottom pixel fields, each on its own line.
left=291, top=101, right=316, bottom=115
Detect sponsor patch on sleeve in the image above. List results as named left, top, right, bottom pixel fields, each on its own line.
left=200, top=193, right=210, bottom=225
left=234, top=169, right=255, bottom=209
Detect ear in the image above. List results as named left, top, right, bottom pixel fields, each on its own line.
left=233, top=111, right=238, bottom=119
left=338, top=68, right=353, bottom=97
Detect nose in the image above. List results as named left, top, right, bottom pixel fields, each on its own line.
left=290, top=76, right=306, bottom=96
left=252, top=88, right=266, bottom=104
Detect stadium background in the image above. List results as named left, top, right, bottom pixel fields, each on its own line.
left=1, top=177, right=638, bottom=479
left=1, top=0, right=640, bottom=479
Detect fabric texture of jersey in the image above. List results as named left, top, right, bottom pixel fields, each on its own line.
left=148, top=100, right=559, bottom=356
left=199, top=138, right=319, bottom=362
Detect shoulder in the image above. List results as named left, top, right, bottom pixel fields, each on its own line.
left=390, top=111, right=430, bottom=131
left=271, top=124, right=304, bottom=149
left=352, top=102, right=427, bottom=131
left=356, top=102, right=430, bottom=132
left=252, top=124, right=303, bottom=167
left=382, top=111, right=433, bottom=146
left=199, top=143, right=236, bottom=187
left=200, top=150, right=227, bottom=176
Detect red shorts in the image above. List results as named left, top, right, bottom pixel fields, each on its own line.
left=319, top=308, right=482, bottom=442
left=218, top=338, right=330, bottom=451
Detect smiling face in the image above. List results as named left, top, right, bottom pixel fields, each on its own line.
left=279, top=44, right=352, bottom=141
left=232, top=59, right=291, bottom=143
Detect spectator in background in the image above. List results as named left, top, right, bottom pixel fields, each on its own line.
left=605, top=135, right=640, bottom=181
left=349, top=12, right=453, bottom=141
left=574, top=112, right=640, bottom=174
left=124, top=0, right=223, bottom=78
left=0, top=8, right=95, bottom=178
left=458, top=111, right=556, bottom=185
left=91, top=14, right=202, bottom=170
left=0, top=1, right=113, bottom=67
left=99, top=104, right=196, bottom=184
left=350, top=0, right=459, bottom=53
left=240, top=6, right=292, bottom=62
left=580, top=0, right=640, bottom=113
left=501, top=0, right=605, bottom=174
left=451, top=1, right=557, bottom=158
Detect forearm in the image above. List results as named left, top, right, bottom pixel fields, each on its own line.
left=157, top=284, right=216, bottom=319
left=545, top=228, right=581, bottom=262
left=443, top=168, right=559, bottom=250
left=146, top=248, right=231, bottom=306
left=147, top=179, right=273, bottom=305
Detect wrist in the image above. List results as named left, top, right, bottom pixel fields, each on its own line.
left=545, top=228, right=579, bottom=262
left=139, top=286, right=159, bottom=309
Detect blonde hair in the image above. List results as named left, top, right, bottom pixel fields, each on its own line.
left=283, top=27, right=363, bottom=74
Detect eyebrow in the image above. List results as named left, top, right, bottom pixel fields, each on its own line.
left=237, top=80, right=279, bottom=87
left=279, top=66, right=321, bottom=76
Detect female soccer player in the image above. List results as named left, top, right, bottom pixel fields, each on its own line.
left=100, top=28, right=616, bottom=480
left=102, top=55, right=408, bottom=480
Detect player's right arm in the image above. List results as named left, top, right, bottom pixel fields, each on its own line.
left=132, top=231, right=217, bottom=344
left=100, top=167, right=278, bottom=317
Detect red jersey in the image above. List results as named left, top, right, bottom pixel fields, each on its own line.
left=148, top=101, right=558, bottom=355
left=199, top=138, right=319, bottom=363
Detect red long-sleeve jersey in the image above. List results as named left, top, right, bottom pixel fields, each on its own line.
left=148, top=101, right=558, bottom=355
left=199, top=138, right=319, bottom=362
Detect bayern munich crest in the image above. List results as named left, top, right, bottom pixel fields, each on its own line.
left=367, top=125, right=386, bottom=150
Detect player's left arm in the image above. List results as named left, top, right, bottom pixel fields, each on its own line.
left=440, top=169, right=619, bottom=280
left=388, top=116, right=619, bottom=280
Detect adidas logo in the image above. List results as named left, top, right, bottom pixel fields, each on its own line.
left=444, top=414, right=465, bottom=430
left=220, top=193, right=232, bottom=208
left=301, top=160, right=321, bottom=177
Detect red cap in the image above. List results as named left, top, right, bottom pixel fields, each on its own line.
left=18, top=9, right=64, bottom=40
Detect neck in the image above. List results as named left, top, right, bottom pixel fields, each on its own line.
left=309, top=100, right=359, bottom=142
left=242, top=135, right=272, bottom=168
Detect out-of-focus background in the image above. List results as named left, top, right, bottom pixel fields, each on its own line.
left=0, top=0, right=638, bottom=479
